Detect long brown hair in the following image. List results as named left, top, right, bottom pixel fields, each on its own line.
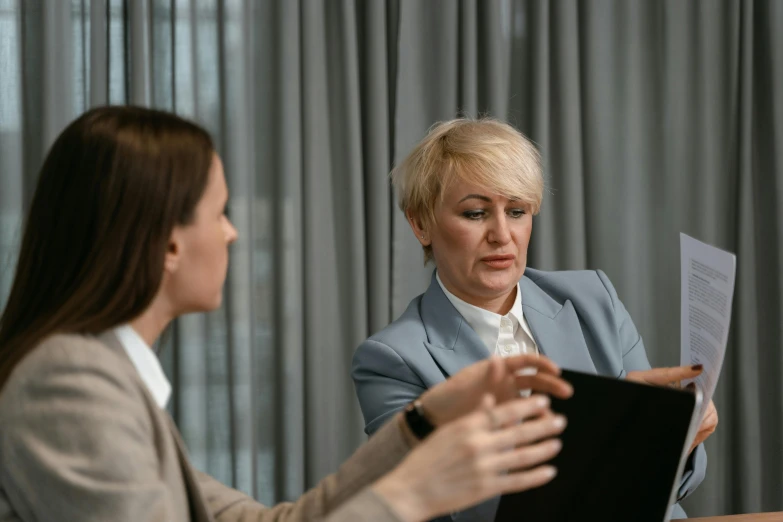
left=0, top=106, right=214, bottom=389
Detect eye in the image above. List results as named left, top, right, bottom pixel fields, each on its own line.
left=507, top=208, right=527, bottom=218
left=462, top=210, right=486, bottom=220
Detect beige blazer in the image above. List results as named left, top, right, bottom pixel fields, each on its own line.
left=0, top=332, right=409, bottom=522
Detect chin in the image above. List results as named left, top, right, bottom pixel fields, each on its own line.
left=186, top=293, right=223, bottom=314
left=475, top=280, right=517, bottom=298
left=482, top=270, right=521, bottom=287
left=210, top=293, right=224, bottom=310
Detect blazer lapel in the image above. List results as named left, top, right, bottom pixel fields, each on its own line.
left=519, top=275, right=597, bottom=373
left=165, top=415, right=214, bottom=522
left=96, top=331, right=213, bottom=522
left=421, top=273, right=491, bottom=378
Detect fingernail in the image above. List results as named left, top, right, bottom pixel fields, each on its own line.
left=552, top=415, right=567, bottom=429
left=691, top=364, right=703, bottom=371
left=535, top=395, right=550, bottom=408
left=543, top=465, right=558, bottom=479
left=685, top=382, right=696, bottom=391
left=549, top=439, right=562, bottom=452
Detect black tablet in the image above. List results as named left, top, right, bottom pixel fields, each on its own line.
left=494, top=369, right=702, bottom=522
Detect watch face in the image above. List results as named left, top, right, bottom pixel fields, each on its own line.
left=405, top=400, right=435, bottom=440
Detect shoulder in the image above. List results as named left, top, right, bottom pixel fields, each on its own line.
left=4, top=332, right=132, bottom=384
left=0, top=333, right=144, bottom=416
left=364, top=294, right=428, bottom=349
left=0, top=333, right=158, bottom=471
left=0, top=334, right=169, bottom=516
left=352, top=294, right=430, bottom=372
left=523, top=267, right=620, bottom=308
left=523, top=268, right=642, bottom=358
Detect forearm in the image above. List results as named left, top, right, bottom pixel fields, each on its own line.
left=204, top=415, right=413, bottom=522
left=323, top=488, right=406, bottom=522
left=204, top=486, right=407, bottom=522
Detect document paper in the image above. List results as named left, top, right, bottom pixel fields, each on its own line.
left=680, top=233, right=736, bottom=419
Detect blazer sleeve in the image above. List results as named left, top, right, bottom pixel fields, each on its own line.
left=0, top=338, right=176, bottom=522
left=196, top=417, right=410, bottom=522
left=352, top=339, right=427, bottom=435
left=596, top=269, right=708, bottom=501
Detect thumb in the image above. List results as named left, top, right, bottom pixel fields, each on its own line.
left=485, top=356, right=504, bottom=385
left=485, top=356, right=514, bottom=400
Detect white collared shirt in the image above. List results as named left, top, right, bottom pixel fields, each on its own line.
left=436, top=272, right=539, bottom=358
left=113, top=324, right=171, bottom=409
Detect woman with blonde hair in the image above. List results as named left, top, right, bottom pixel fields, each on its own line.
left=353, top=117, right=718, bottom=520
left=0, top=107, right=573, bottom=522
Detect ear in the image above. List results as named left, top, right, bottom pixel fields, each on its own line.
left=405, top=209, right=431, bottom=247
left=164, top=229, right=184, bottom=274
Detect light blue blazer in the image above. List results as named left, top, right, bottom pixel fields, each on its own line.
left=352, top=268, right=706, bottom=520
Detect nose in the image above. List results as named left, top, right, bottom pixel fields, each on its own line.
left=225, top=218, right=239, bottom=244
left=487, top=214, right=512, bottom=245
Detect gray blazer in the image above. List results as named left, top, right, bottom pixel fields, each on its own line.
left=0, top=332, right=409, bottom=522
left=353, top=268, right=706, bottom=520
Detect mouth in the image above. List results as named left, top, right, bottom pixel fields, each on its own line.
left=481, top=254, right=515, bottom=269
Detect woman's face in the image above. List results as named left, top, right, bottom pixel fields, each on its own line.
left=167, top=155, right=238, bottom=314
left=414, top=178, right=533, bottom=309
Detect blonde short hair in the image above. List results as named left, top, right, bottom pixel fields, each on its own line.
left=391, top=118, right=544, bottom=262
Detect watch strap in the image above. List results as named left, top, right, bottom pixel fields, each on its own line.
left=403, top=399, right=435, bottom=440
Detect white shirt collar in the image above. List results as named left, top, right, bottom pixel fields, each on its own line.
left=113, top=325, right=171, bottom=409
left=436, top=272, right=527, bottom=352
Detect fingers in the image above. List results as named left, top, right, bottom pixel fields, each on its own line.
left=514, top=372, right=574, bottom=399
left=693, top=426, right=712, bottom=445
left=494, top=464, right=559, bottom=495
left=709, top=408, right=719, bottom=427
left=698, top=406, right=719, bottom=432
left=419, top=395, right=564, bottom=508
left=490, top=411, right=567, bottom=450
left=486, top=356, right=507, bottom=383
left=691, top=430, right=711, bottom=451
left=483, top=409, right=567, bottom=497
left=628, top=365, right=703, bottom=386
left=480, top=394, right=554, bottom=430
left=503, top=354, right=561, bottom=377
left=487, top=437, right=563, bottom=474
left=690, top=404, right=719, bottom=451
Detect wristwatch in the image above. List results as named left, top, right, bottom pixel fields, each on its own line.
left=403, top=399, right=435, bottom=440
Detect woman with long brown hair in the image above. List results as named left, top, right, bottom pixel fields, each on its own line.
left=0, top=106, right=572, bottom=522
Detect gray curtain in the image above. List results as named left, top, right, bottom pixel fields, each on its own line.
left=0, top=0, right=780, bottom=517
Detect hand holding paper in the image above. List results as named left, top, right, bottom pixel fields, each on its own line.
left=679, top=233, right=737, bottom=421
left=626, top=365, right=703, bottom=387
left=689, top=398, right=719, bottom=452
